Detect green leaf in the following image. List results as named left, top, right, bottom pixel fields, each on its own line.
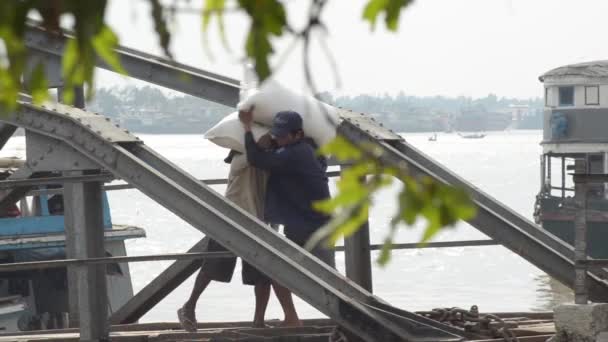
left=0, top=0, right=32, bottom=110
left=61, top=39, right=80, bottom=104
left=30, top=63, right=49, bottom=104
left=445, top=187, right=477, bottom=220
left=363, top=0, right=386, bottom=30
left=378, top=237, right=394, bottom=266
left=420, top=216, right=441, bottom=243
left=314, top=183, right=369, bottom=214
left=149, top=0, right=173, bottom=58
left=363, top=0, right=413, bottom=31
left=62, top=87, right=75, bottom=105
left=202, top=0, right=224, bottom=30
left=61, top=30, right=78, bottom=76
left=319, top=136, right=363, bottom=161
left=0, top=69, right=19, bottom=111
left=202, top=0, right=229, bottom=54
left=327, top=202, right=370, bottom=246
left=92, top=25, right=126, bottom=75
left=245, top=27, right=273, bottom=81
left=306, top=201, right=371, bottom=251
left=238, top=0, right=287, bottom=81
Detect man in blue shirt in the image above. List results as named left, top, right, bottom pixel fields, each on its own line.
left=240, top=108, right=335, bottom=327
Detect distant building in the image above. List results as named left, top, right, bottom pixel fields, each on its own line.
left=509, top=104, right=532, bottom=121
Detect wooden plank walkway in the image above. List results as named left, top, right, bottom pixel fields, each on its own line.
left=0, top=320, right=336, bottom=342
left=0, top=314, right=556, bottom=342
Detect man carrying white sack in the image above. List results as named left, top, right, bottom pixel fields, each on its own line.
left=178, top=144, right=277, bottom=331
left=239, top=108, right=336, bottom=327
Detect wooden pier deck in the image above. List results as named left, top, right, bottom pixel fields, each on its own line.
left=0, top=313, right=556, bottom=342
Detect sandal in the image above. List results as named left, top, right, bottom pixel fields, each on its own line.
left=177, top=307, right=197, bottom=332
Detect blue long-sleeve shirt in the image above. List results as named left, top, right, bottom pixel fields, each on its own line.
left=244, top=132, right=330, bottom=243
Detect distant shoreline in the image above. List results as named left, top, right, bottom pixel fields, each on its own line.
left=127, top=128, right=543, bottom=136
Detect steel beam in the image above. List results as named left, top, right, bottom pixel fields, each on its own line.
left=337, top=118, right=608, bottom=303
left=573, top=173, right=608, bottom=183
left=63, top=86, right=84, bottom=330
left=109, top=238, right=209, bottom=324
left=0, top=124, right=17, bottom=151
left=112, top=236, right=498, bottom=324
left=128, top=144, right=464, bottom=336
left=0, top=249, right=235, bottom=272
left=0, top=167, right=35, bottom=213
left=344, top=223, right=373, bottom=292
left=24, top=171, right=342, bottom=195
left=121, top=144, right=466, bottom=334
left=113, top=145, right=458, bottom=341
left=342, top=239, right=499, bottom=251
left=5, top=100, right=463, bottom=342
left=341, top=167, right=373, bottom=292
left=0, top=173, right=114, bottom=188
left=63, top=174, right=109, bottom=340
left=25, top=25, right=239, bottom=107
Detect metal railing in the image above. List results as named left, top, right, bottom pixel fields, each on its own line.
left=0, top=171, right=499, bottom=289
left=0, top=239, right=499, bottom=272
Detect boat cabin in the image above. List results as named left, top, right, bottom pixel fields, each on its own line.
left=536, top=61, right=608, bottom=257
left=0, top=171, right=145, bottom=331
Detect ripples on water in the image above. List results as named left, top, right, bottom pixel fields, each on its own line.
left=0, top=130, right=573, bottom=322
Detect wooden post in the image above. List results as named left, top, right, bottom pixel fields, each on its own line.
left=573, top=158, right=588, bottom=304
left=341, top=166, right=373, bottom=292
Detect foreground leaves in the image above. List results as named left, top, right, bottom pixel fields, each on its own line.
left=308, top=136, right=477, bottom=265
left=238, top=0, right=287, bottom=82
left=363, top=0, right=414, bottom=31
left=0, top=0, right=31, bottom=111
left=0, top=0, right=450, bottom=267
left=1, top=0, right=418, bottom=109
left=0, top=0, right=125, bottom=109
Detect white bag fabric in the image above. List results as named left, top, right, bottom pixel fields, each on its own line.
left=237, top=80, right=340, bottom=147
left=203, top=111, right=269, bottom=153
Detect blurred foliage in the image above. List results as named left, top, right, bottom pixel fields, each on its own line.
left=0, top=0, right=127, bottom=107
left=308, top=137, right=476, bottom=265
left=363, top=0, right=413, bottom=31
left=0, top=0, right=477, bottom=265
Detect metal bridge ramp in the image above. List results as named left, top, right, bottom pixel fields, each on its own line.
left=338, top=109, right=608, bottom=303
left=4, top=100, right=464, bottom=342
left=20, top=21, right=608, bottom=339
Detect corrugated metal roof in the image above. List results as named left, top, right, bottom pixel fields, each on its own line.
left=539, top=60, right=608, bottom=81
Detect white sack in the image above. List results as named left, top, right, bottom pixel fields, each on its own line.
left=238, top=80, right=340, bottom=147
left=203, top=111, right=269, bottom=153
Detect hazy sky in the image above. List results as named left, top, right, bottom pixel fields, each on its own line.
left=99, top=0, right=608, bottom=99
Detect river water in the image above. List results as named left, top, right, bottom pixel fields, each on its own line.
left=2, top=130, right=573, bottom=323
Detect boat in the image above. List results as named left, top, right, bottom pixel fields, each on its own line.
left=458, top=133, right=486, bottom=139
left=0, top=160, right=145, bottom=331
left=534, top=60, right=608, bottom=258
left=428, top=133, right=437, bottom=141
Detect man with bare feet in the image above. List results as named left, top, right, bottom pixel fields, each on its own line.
left=178, top=146, right=275, bottom=331
left=240, top=108, right=336, bottom=327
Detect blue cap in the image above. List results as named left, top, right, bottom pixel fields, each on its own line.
left=271, top=111, right=303, bottom=138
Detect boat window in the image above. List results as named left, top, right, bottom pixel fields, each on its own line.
left=585, top=85, right=600, bottom=105
left=589, top=154, right=604, bottom=173
left=588, top=154, right=605, bottom=198
left=545, top=87, right=550, bottom=106
left=558, top=86, right=574, bottom=106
